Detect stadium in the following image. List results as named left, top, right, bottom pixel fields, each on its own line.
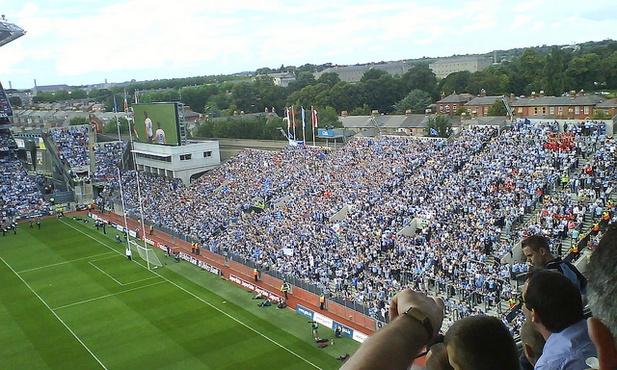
left=2, top=16, right=616, bottom=370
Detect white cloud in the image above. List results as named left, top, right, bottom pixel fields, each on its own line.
left=1, top=0, right=615, bottom=88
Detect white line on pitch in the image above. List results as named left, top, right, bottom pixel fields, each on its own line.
left=52, top=280, right=165, bottom=311
left=60, top=218, right=322, bottom=369
left=18, top=251, right=116, bottom=273
left=0, top=256, right=108, bottom=370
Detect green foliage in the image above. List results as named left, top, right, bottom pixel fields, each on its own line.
left=393, top=89, right=432, bottom=114
left=466, top=68, right=510, bottom=95
left=400, top=65, right=438, bottom=99
left=425, top=114, right=453, bottom=137
left=542, top=46, right=572, bottom=96
left=454, top=106, right=468, bottom=116
left=349, top=104, right=371, bottom=116
left=487, top=99, right=507, bottom=116
left=359, top=72, right=404, bottom=114
left=592, top=110, right=613, bottom=120
left=439, top=71, right=472, bottom=95
left=317, top=72, right=341, bottom=88
left=103, top=117, right=129, bottom=134
left=68, top=116, right=88, bottom=126
left=196, top=116, right=285, bottom=140
left=22, top=40, right=617, bottom=125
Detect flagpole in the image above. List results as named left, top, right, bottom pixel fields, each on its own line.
left=285, top=107, right=291, bottom=142
left=291, top=105, right=297, bottom=142
left=311, top=106, right=315, bottom=147
left=301, top=106, right=306, bottom=144
left=311, top=106, right=317, bottom=147
left=113, top=96, right=132, bottom=258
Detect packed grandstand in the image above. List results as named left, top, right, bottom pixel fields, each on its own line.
left=1, top=117, right=615, bottom=340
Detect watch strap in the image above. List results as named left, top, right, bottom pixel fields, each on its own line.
left=402, top=306, right=433, bottom=340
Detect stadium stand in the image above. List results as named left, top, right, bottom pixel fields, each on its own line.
left=2, top=115, right=614, bottom=340
left=91, top=118, right=615, bottom=336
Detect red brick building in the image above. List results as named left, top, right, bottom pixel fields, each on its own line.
left=509, top=91, right=604, bottom=120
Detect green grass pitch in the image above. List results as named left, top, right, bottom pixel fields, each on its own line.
left=0, top=217, right=359, bottom=369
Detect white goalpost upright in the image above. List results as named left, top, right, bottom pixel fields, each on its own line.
left=114, top=93, right=160, bottom=270
left=130, top=240, right=163, bottom=268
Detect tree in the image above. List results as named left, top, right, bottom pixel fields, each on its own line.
left=103, top=117, right=129, bottom=134
left=566, top=53, right=603, bottom=92
left=286, top=83, right=331, bottom=110
left=317, top=72, right=341, bottom=88
left=360, top=68, right=389, bottom=82
left=599, top=51, right=617, bottom=89
left=69, top=116, right=87, bottom=125
left=287, top=71, right=316, bottom=93
left=253, top=75, right=286, bottom=112
left=400, top=64, right=438, bottom=99
left=514, top=48, right=545, bottom=94
left=425, top=114, right=453, bottom=137
left=393, top=89, right=432, bottom=114
left=328, top=81, right=366, bottom=114
left=466, top=69, right=510, bottom=95
left=542, top=46, right=572, bottom=96
left=487, top=99, right=507, bottom=116
left=359, top=71, right=403, bottom=114
left=439, top=71, right=472, bottom=96
left=230, top=82, right=258, bottom=113
left=181, top=84, right=219, bottom=113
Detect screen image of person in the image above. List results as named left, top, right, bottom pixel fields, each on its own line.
left=155, top=122, right=166, bottom=144
left=143, top=111, right=153, bottom=143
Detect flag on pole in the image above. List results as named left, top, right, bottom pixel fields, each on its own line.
left=285, top=107, right=291, bottom=129
left=311, top=106, right=318, bottom=128
left=301, top=106, right=306, bottom=130
left=301, top=106, right=307, bottom=143
left=113, top=96, right=119, bottom=113
left=291, top=106, right=296, bottom=128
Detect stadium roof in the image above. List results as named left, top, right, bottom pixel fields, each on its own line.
left=0, top=18, right=26, bottom=48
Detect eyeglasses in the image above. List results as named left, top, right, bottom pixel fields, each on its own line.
left=518, top=294, right=527, bottom=309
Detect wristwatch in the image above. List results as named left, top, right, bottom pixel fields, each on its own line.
left=403, top=306, right=433, bottom=340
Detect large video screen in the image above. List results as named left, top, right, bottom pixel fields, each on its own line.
left=132, top=102, right=180, bottom=146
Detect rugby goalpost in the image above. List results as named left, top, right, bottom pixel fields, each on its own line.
left=113, top=94, right=162, bottom=270
left=129, top=240, right=163, bottom=268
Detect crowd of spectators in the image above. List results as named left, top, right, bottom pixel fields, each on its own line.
left=91, top=141, right=128, bottom=183
left=48, top=125, right=90, bottom=168
left=0, top=128, right=17, bottom=150
left=99, top=119, right=615, bottom=332
left=5, top=117, right=614, bottom=338
left=0, top=153, right=50, bottom=219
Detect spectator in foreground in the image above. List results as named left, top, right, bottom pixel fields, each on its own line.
left=522, top=270, right=596, bottom=369
left=521, top=234, right=587, bottom=294
left=340, top=289, right=444, bottom=370
left=586, top=224, right=617, bottom=370
left=443, top=315, right=520, bottom=370
left=521, top=320, right=546, bottom=368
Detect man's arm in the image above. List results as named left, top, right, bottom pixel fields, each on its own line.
left=341, top=290, right=444, bottom=370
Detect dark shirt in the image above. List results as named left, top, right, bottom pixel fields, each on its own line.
left=545, top=257, right=587, bottom=295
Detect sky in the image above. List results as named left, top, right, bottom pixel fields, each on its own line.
left=0, top=0, right=615, bottom=90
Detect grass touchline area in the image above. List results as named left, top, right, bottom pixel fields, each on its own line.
left=1, top=216, right=359, bottom=369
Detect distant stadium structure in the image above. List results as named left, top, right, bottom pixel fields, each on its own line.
left=0, top=15, right=26, bottom=48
